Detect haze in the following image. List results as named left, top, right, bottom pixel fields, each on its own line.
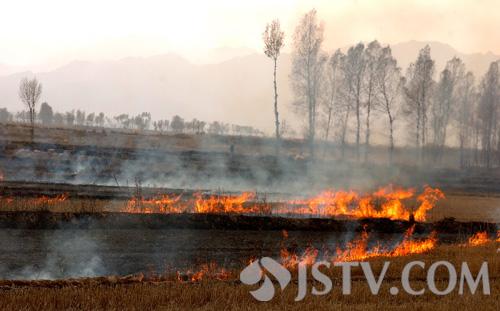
left=1, top=0, right=499, bottom=69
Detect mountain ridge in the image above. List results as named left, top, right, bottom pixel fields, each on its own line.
left=0, top=41, right=498, bottom=134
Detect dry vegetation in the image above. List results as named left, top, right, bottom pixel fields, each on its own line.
left=427, top=193, right=500, bottom=222
left=0, top=122, right=471, bottom=166
left=1, top=193, right=499, bottom=222
left=0, top=242, right=497, bottom=310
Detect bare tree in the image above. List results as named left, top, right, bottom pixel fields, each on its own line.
left=455, top=71, right=476, bottom=167
left=431, top=57, right=465, bottom=162
left=263, top=19, right=285, bottom=142
left=290, top=9, right=325, bottom=158
left=38, top=102, right=54, bottom=125
left=403, top=45, right=435, bottom=162
left=477, top=61, right=499, bottom=168
left=363, top=41, right=382, bottom=162
left=322, top=49, right=345, bottom=142
left=19, top=77, right=42, bottom=141
left=375, top=46, right=403, bottom=164
left=344, top=43, right=366, bottom=161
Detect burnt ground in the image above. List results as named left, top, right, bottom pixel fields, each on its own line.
left=0, top=211, right=495, bottom=234
left=0, top=215, right=495, bottom=279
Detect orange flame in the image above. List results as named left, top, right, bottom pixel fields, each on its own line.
left=467, top=231, right=490, bottom=246
left=125, top=195, right=182, bottom=214
left=194, top=192, right=259, bottom=214
left=33, top=194, right=68, bottom=206
left=280, top=226, right=437, bottom=267
left=274, top=186, right=443, bottom=221
left=414, top=186, right=445, bottom=222
left=177, top=262, right=232, bottom=282
left=120, top=185, right=444, bottom=222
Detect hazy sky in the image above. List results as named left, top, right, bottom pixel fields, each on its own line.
left=0, top=0, right=498, bottom=70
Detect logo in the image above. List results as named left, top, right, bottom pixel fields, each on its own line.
left=240, top=258, right=491, bottom=301
left=239, top=257, right=291, bottom=301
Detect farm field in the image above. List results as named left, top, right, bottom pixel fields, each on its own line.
left=0, top=241, right=497, bottom=310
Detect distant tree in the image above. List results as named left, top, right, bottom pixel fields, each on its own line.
left=363, top=41, right=382, bottom=162
left=19, top=77, right=42, bottom=141
left=53, top=112, right=64, bottom=126
left=114, top=114, right=129, bottom=128
left=207, top=121, right=219, bottom=135
left=290, top=9, right=325, bottom=157
left=16, top=111, right=30, bottom=123
left=263, top=19, right=285, bottom=142
left=404, top=45, right=435, bottom=162
left=95, top=112, right=105, bottom=127
left=477, top=61, right=499, bottom=168
left=208, top=121, right=229, bottom=135
left=157, top=119, right=170, bottom=132
left=431, top=57, right=465, bottom=161
left=86, top=112, right=95, bottom=126
left=65, top=111, right=75, bottom=126
left=374, top=46, right=403, bottom=164
left=76, top=110, right=86, bottom=126
left=323, top=49, right=345, bottom=142
left=0, top=108, right=12, bottom=123
left=170, top=115, right=185, bottom=133
left=38, top=102, right=54, bottom=125
left=344, top=43, right=366, bottom=161
left=133, top=112, right=151, bottom=130
left=279, top=119, right=295, bottom=138
left=196, top=120, right=206, bottom=134
left=455, top=71, right=476, bottom=167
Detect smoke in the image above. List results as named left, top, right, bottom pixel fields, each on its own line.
left=4, top=135, right=446, bottom=196
left=0, top=230, right=107, bottom=280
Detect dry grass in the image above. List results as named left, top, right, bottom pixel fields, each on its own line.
left=428, top=194, right=500, bottom=222
left=0, top=197, right=112, bottom=213
left=0, top=242, right=498, bottom=310
left=1, top=193, right=499, bottom=223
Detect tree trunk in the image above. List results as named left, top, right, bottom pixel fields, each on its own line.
left=273, top=58, right=280, bottom=141
left=355, top=98, right=360, bottom=162
left=416, top=106, right=421, bottom=163
left=324, top=106, right=332, bottom=141
left=30, top=107, right=35, bottom=143
left=364, top=101, right=371, bottom=163
left=388, top=114, right=394, bottom=165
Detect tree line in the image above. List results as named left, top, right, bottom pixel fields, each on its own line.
left=0, top=102, right=264, bottom=137
left=264, top=9, right=500, bottom=168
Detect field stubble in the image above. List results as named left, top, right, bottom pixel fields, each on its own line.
left=0, top=242, right=497, bottom=310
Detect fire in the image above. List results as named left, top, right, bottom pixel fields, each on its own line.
left=125, top=192, right=271, bottom=215
left=390, top=228, right=437, bottom=256
left=125, top=195, right=182, bottom=214
left=33, top=194, right=68, bottom=206
left=194, top=192, right=261, bottom=214
left=414, top=187, right=445, bottom=222
left=177, top=262, right=232, bottom=282
left=281, top=246, right=319, bottom=269
left=0, top=194, right=68, bottom=210
left=280, top=226, right=437, bottom=267
left=497, top=230, right=500, bottom=242
left=274, top=185, right=443, bottom=221
left=120, top=185, right=444, bottom=222
left=333, top=231, right=383, bottom=262
left=467, top=231, right=490, bottom=246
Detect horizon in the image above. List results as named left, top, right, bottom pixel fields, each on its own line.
left=2, top=39, right=499, bottom=75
